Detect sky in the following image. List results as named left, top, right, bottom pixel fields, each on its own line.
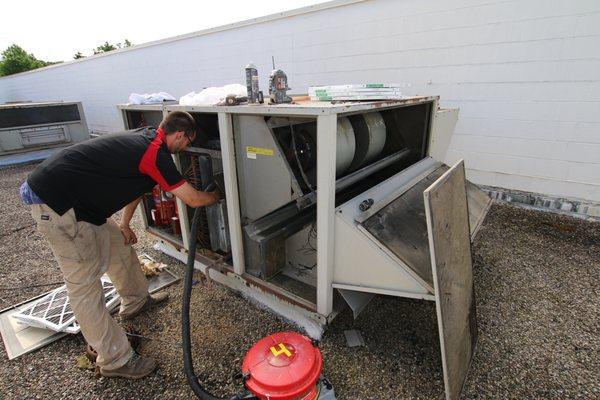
left=1, top=0, right=330, bottom=62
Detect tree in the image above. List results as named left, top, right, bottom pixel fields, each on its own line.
left=92, top=39, right=132, bottom=55
left=0, top=44, right=51, bottom=76
left=93, top=41, right=117, bottom=54
left=73, top=51, right=85, bottom=59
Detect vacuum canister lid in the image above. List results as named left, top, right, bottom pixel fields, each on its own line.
left=242, top=332, right=323, bottom=400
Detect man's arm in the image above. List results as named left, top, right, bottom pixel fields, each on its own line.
left=171, top=182, right=220, bottom=208
left=119, top=196, right=142, bottom=245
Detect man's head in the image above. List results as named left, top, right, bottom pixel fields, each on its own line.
left=160, top=111, right=197, bottom=153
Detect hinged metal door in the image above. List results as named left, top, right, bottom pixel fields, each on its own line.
left=424, top=160, right=477, bottom=400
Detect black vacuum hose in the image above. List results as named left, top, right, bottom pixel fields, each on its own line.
left=181, top=154, right=242, bottom=400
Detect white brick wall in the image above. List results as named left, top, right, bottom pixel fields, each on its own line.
left=1, top=0, right=599, bottom=202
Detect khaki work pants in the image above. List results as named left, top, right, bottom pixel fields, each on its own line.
left=30, top=204, right=149, bottom=371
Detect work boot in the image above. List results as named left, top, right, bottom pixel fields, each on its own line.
left=120, top=292, right=169, bottom=321
left=100, top=353, right=157, bottom=379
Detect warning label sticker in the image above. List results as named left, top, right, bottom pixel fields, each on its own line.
left=246, top=146, right=274, bottom=156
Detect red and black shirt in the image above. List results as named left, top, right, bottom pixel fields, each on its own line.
left=27, top=127, right=185, bottom=225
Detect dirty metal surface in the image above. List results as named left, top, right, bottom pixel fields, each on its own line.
left=147, top=267, right=180, bottom=293
left=361, top=167, right=447, bottom=287
left=424, top=161, right=477, bottom=400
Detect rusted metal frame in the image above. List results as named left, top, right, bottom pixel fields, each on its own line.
left=145, top=227, right=184, bottom=251
left=332, top=96, right=439, bottom=116
left=189, top=250, right=318, bottom=312
left=239, top=273, right=318, bottom=312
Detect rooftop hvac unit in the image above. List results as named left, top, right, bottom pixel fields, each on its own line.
left=117, top=96, right=491, bottom=400
left=0, top=102, right=90, bottom=158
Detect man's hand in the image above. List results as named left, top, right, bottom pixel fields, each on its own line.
left=119, top=197, right=141, bottom=245
left=171, top=182, right=222, bottom=208
left=209, top=190, right=221, bottom=205
left=119, top=224, right=138, bottom=245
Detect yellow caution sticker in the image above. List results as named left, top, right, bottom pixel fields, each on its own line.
left=246, top=146, right=274, bottom=156
left=270, top=343, right=292, bottom=358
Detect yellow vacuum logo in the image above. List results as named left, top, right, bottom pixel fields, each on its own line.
left=270, top=343, right=292, bottom=358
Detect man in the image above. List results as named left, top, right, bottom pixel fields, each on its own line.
left=20, top=111, right=219, bottom=379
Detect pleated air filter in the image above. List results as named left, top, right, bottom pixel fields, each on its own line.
left=12, top=276, right=120, bottom=333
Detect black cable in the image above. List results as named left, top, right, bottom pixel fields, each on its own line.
left=0, top=222, right=36, bottom=238
left=25, top=232, right=56, bottom=262
left=182, top=206, right=227, bottom=400
left=181, top=154, right=243, bottom=400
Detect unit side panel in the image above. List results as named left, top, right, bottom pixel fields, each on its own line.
left=429, top=108, right=459, bottom=163
left=233, top=115, right=293, bottom=223
left=424, top=161, right=477, bottom=400
left=333, top=215, right=430, bottom=296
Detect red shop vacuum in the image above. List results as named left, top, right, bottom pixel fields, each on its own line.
left=240, top=332, right=334, bottom=400
left=181, top=154, right=335, bottom=400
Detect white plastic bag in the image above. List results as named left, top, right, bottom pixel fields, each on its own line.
left=128, top=92, right=176, bottom=105
left=179, top=84, right=247, bottom=106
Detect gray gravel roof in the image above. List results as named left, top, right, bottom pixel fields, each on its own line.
left=0, top=163, right=598, bottom=399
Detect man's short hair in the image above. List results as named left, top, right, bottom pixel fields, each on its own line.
left=160, top=111, right=197, bottom=137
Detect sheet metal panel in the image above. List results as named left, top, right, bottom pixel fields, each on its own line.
left=429, top=108, right=459, bottom=163
left=424, top=160, right=477, bottom=400
left=0, top=292, right=67, bottom=360
left=233, top=115, right=292, bottom=222
left=359, top=165, right=490, bottom=270
left=360, top=167, right=446, bottom=288
left=333, top=213, right=433, bottom=296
